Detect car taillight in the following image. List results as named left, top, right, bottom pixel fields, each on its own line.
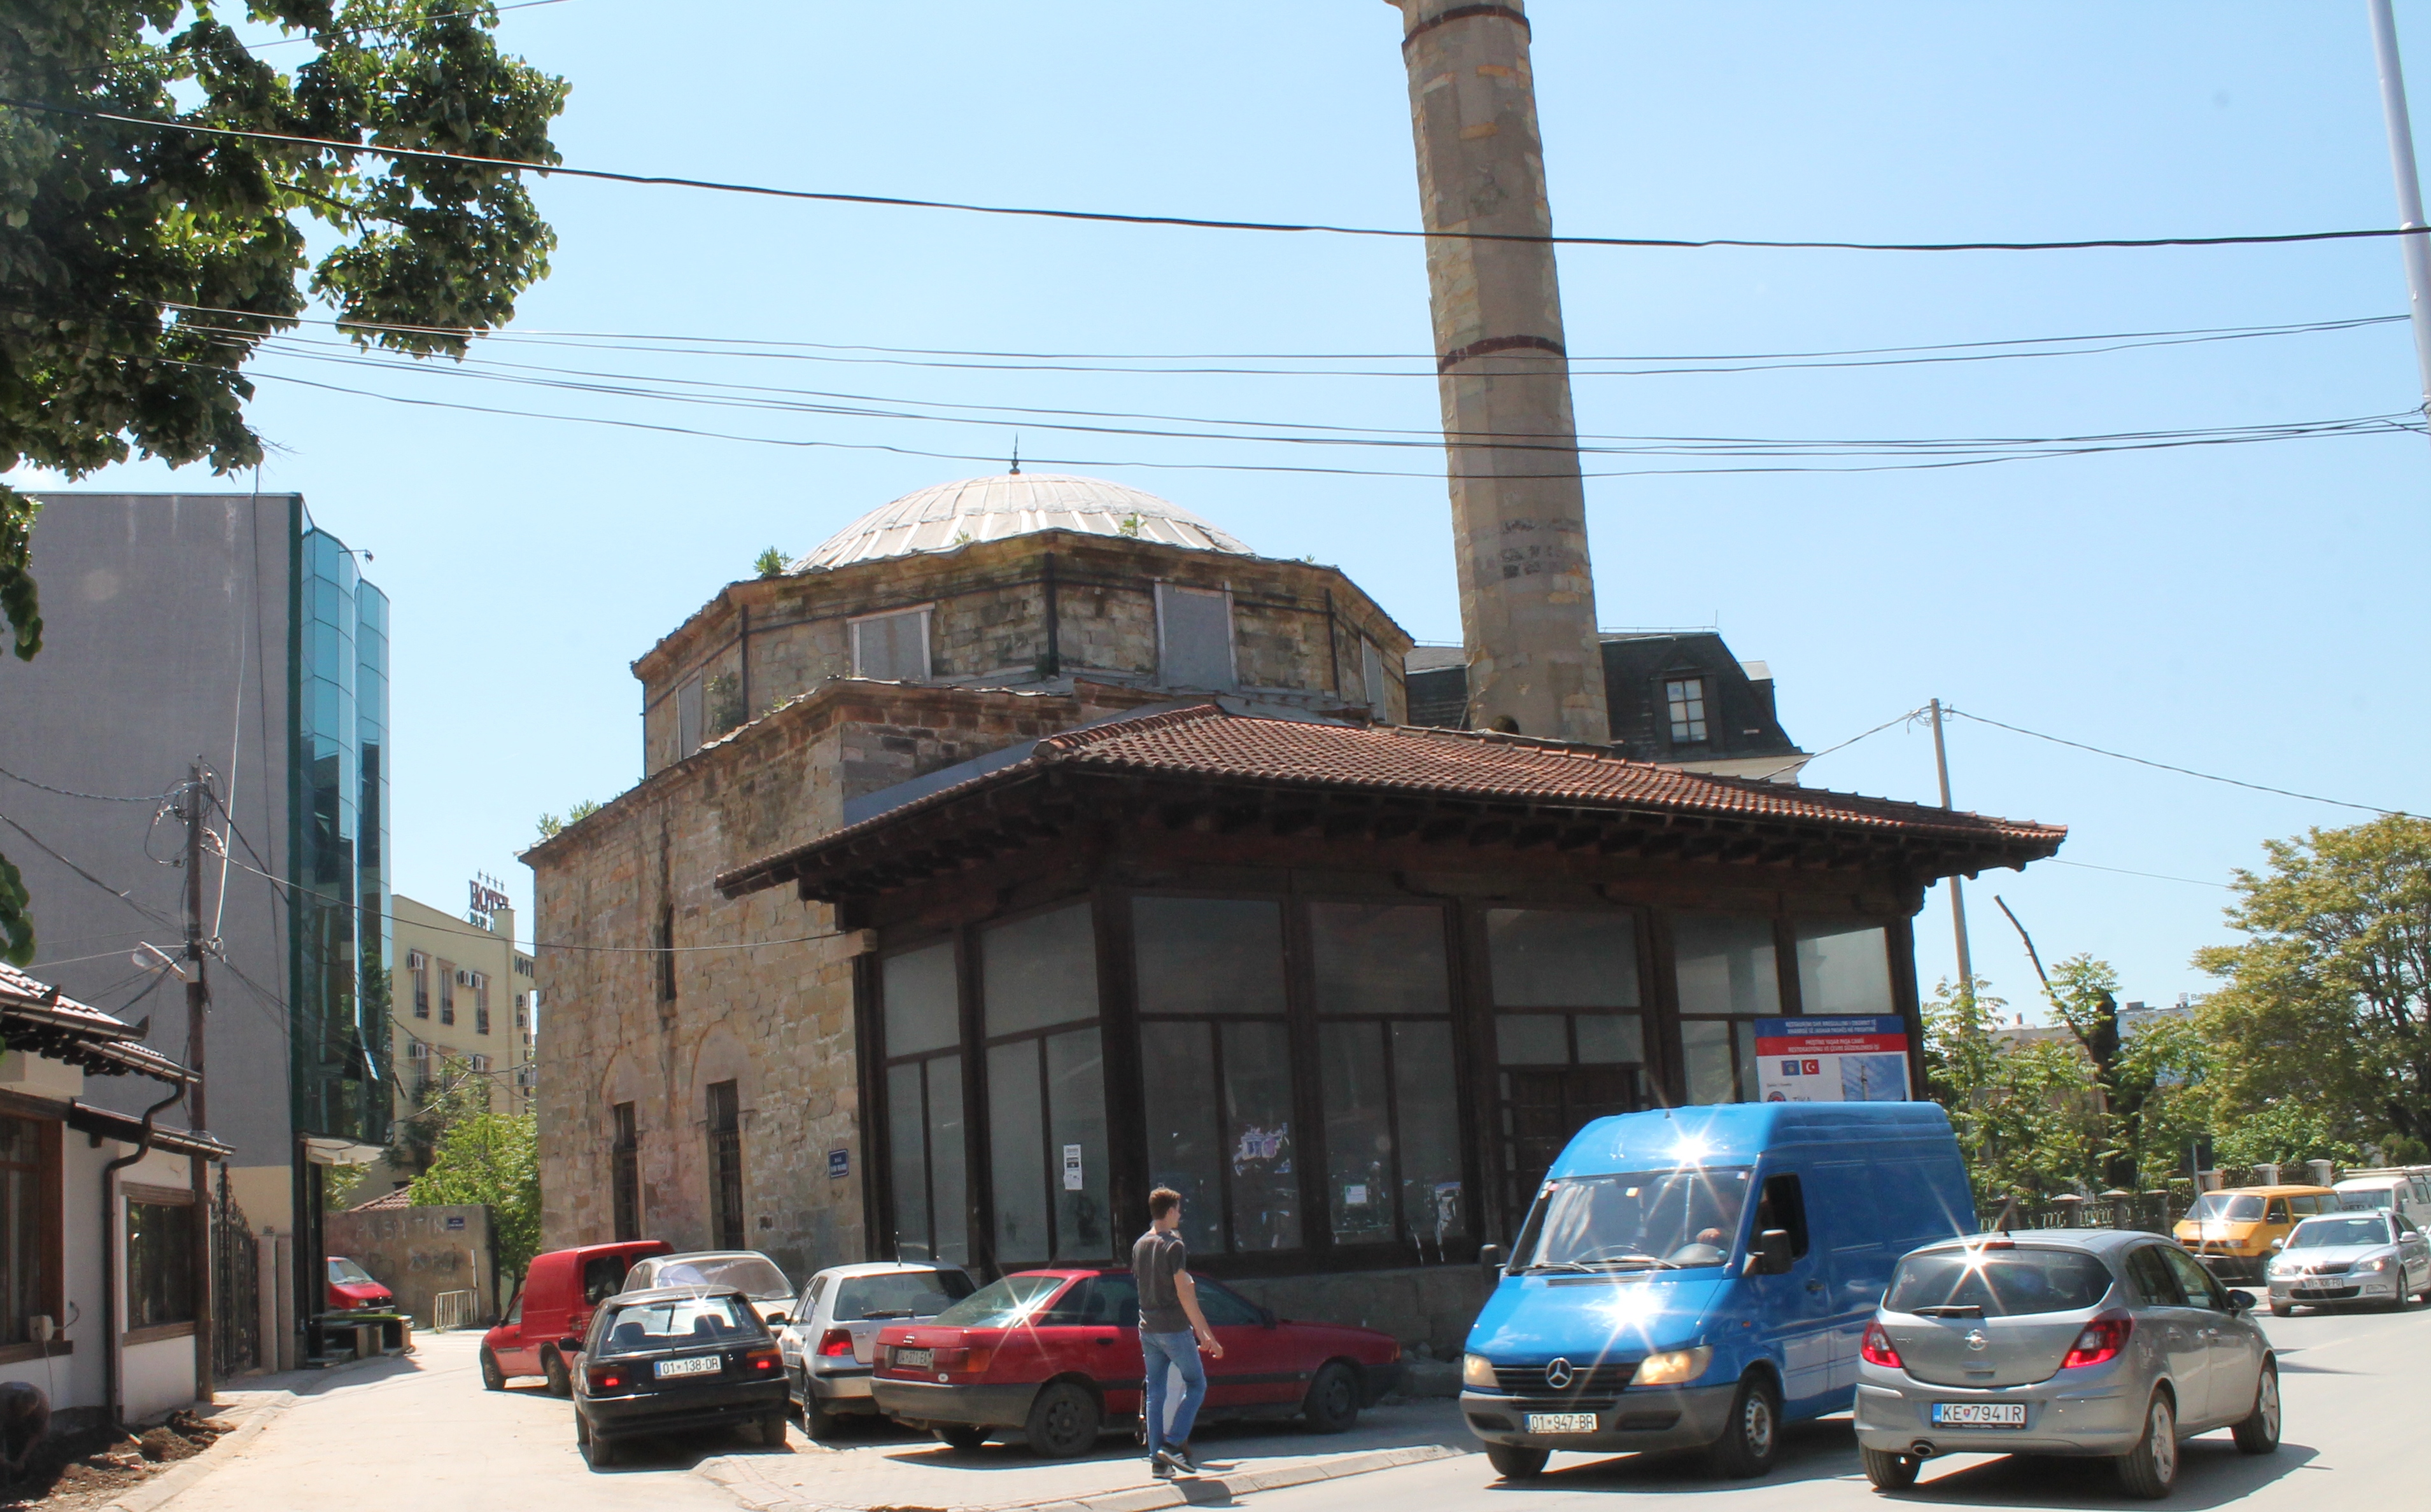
left=586, top=1364, right=627, bottom=1394
left=2062, top=1314, right=2132, bottom=1369
left=817, top=1329, right=856, bottom=1357
left=1859, top=1322, right=1903, bottom=1369
left=959, top=1348, right=993, bottom=1375
left=745, top=1346, right=782, bottom=1374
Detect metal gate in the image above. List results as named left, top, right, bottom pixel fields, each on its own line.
left=213, top=1166, right=261, bottom=1378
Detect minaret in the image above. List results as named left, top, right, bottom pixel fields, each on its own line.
left=1390, top=0, right=1609, bottom=743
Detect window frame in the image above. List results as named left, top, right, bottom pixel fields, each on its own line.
left=875, top=932, right=971, bottom=1268
left=1661, top=673, right=1710, bottom=746
left=976, top=900, right=1111, bottom=1266
left=706, top=1080, right=745, bottom=1251
left=610, top=1101, right=641, bottom=1243
left=0, top=1116, right=63, bottom=1359
left=1153, top=582, right=1238, bottom=691
left=122, top=1182, right=197, bottom=1339
left=848, top=603, right=934, bottom=682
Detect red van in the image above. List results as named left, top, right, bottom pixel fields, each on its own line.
left=481, top=1240, right=670, bottom=1394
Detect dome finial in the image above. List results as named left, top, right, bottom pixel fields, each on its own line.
left=1009, top=435, right=1020, bottom=475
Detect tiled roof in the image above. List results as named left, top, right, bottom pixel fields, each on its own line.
left=0, top=960, right=195, bottom=1085
left=719, top=703, right=2064, bottom=899
left=349, top=1187, right=412, bottom=1212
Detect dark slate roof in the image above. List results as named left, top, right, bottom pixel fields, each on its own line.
left=717, top=703, right=2063, bottom=901
left=0, top=962, right=196, bottom=1086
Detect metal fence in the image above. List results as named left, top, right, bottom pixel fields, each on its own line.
left=211, top=1169, right=260, bottom=1377
left=1980, top=1189, right=2192, bottom=1235
left=431, top=1289, right=481, bottom=1332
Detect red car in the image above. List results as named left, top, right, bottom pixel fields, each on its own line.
left=327, top=1256, right=395, bottom=1312
left=482, top=1240, right=672, bottom=1394
left=871, top=1268, right=1400, bottom=1457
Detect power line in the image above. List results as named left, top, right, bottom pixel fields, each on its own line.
left=0, top=809, right=181, bottom=932
left=11, top=94, right=2431, bottom=256
left=1942, top=708, right=2415, bottom=818
left=0, top=763, right=180, bottom=804
left=2048, top=858, right=2232, bottom=890
left=1751, top=704, right=1929, bottom=783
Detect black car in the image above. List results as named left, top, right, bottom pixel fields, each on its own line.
left=570, top=1284, right=791, bottom=1467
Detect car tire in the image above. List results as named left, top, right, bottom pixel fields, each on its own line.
left=1860, top=1446, right=1920, bottom=1491
left=2268, top=1300, right=2292, bottom=1317
left=759, top=1411, right=792, bottom=1448
left=2231, top=1362, right=2280, bottom=1455
left=542, top=1347, right=572, bottom=1399
left=2113, top=1390, right=2178, bottom=1499
left=1706, top=1372, right=1782, bottom=1480
left=936, top=1424, right=990, bottom=1451
left=576, top=1413, right=616, bottom=1470
left=1301, top=1362, right=1361, bottom=1434
left=479, top=1348, right=505, bottom=1392
left=1486, top=1444, right=1549, bottom=1480
left=802, top=1380, right=841, bottom=1441
left=1024, top=1381, right=1102, bottom=1459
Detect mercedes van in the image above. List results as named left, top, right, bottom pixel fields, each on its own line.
left=1459, top=1102, right=1974, bottom=1481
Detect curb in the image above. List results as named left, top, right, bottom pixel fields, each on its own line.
left=92, top=1350, right=406, bottom=1512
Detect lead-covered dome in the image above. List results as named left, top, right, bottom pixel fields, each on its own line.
left=794, top=473, right=1255, bottom=570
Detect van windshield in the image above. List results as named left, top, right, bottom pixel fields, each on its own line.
left=2188, top=1193, right=2263, bottom=1222
left=2337, top=1186, right=2397, bottom=1211
left=1515, top=1166, right=1752, bottom=1271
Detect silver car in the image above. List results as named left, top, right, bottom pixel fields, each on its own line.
left=773, top=1261, right=975, bottom=1436
left=2265, top=1209, right=2431, bottom=1314
left=1854, top=1230, right=2278, bottom=1499
left=621, top=1250, right=796, bottom=1327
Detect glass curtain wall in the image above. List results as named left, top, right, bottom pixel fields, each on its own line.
left=1673, top=914, right=1782, bottom=1103
left=880, top=942, right=968, bottom=1265
left=1484, top=908, right=1647, bottom=1215
left=980, top=904, right=1111, bottom=1264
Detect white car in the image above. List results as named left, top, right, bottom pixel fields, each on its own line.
left=2265, top=1210, right=2431, bottom=1314
left=775, top=1262, right=975, bottom=1437
left=621, top=1250, right=796, bottom=1327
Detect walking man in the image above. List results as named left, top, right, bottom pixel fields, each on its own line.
left=1135, top=1187, right=1223, bottom=1477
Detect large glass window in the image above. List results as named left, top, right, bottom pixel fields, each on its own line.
left=1487, top=909, right=1647, bottom=1221
left=882, top=942, right=968, bottom=1265
left=610, top=1102, right=640, bottom=1243
left=1309, top=902, right=1449, bottom=1016
left=707, top=1080, right=745, bottom=1250
left=1320, top=1020, right=1466, bottom=1254
left=982, top=905, right=1109, bottom=1263
left=1794, top=922, right=1895, bottom=1015
left=1488, top=909, right=1639, bottom=1009
left=1134, top=898, right=1285, bottom=1015
left=127, top=1196, right=195, bottom=1329
left=1, top=1117, right=47, bottom=1346
left=1675, top=914, right=1781, bottom=1105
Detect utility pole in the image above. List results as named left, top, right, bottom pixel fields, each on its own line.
left=1927, top=702, right=1975, bottom=995
left=2367, top=0, right=2431, bottom=432
left=181, top=762, right=215, bottom=1402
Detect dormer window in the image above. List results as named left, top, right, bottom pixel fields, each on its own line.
left=850, top=606, right=931, bottom=682
left=1665, top=676, right=1709, bottom=744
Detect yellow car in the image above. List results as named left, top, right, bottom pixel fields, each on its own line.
left=2174, top=1185, right=2339, bottom=1282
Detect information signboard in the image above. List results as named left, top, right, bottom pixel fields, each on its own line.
left=1754, top=1016, right=1912, bottom=1102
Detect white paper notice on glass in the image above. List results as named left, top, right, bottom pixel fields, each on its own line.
left=1062, top=1144, right=1084, bottom=1191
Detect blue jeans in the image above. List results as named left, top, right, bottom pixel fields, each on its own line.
left=1139, top=1329, right=1208, bottom=1452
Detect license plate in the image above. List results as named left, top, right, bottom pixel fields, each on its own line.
left=1525, top=1412, right=1600, bottom=1434
left=654, top=1355, right=721, bottom=1379
left=1931, top=1402, right=2026, bottom=1427
left=894, top=1347, right=933, bottom=1369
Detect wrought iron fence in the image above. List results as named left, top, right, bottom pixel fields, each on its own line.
left=211, top=1168, right=260, bottom=1378
left=1980, top=1189, right=2192, bottom=1236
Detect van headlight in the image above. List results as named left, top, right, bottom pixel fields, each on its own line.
left=1635, top=1346, right=1713, bottom=1387
left=1462, top=1352, right=1497, bottom=1389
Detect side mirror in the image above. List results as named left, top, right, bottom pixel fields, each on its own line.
left=1479, top=1243, right=1507, bottom=1280
left=1749, top=1229, right=1794, bottom=1277
left=2269, top=1238, right=2285, bottom=1252
left=559, top=1336, right=582, bottom=1355
left=2224, top=1289, right=2253, bottom=1315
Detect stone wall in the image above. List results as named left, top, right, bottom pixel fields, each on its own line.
left=1224, top=1264, right=1488, bottom=1362
left=325, top=1203, right=497, bottom=1324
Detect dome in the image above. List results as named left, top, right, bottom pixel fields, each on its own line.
left=794, top=473, right=1255, bottom=571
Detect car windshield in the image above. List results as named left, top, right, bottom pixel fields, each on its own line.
left=931, top=1275, right=1068, bottom=1327
left=652, top=1256, right=791, bottom=1299
left=2290, top=1216, right=2389, bottom=1249
left=2337, top=1186, right=2397, bottom=1211
left=833, top=1270, right=975, bottom=1322
left=1886, top=1247, right=2115, bottom=1316
left=595, top=1295, right=766, bottom=1355
left=1516, top=1166, right=1752, bottom=1271
left=2189, top=1192, right=2264, bottom=1222
left=328, top=1258, right=375, bottom=1285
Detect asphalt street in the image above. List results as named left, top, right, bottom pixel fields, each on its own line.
left=1243, top=1298, right=2425, bottom=1512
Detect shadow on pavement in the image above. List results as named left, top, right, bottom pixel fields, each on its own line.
left=876, top=1404, right=1467, bottom=1474
left=1490, top=1417, right=1857, bottom=1495
left=1897, top=1439, right=2316, bottom=1511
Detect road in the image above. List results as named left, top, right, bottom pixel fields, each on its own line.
left=1245, top=1299, right=2424, bottom=1512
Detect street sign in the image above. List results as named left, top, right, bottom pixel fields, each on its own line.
left=828, top=1148, right=850, bottom=1180
left=1754, top=1016, right=1912, bottom=1102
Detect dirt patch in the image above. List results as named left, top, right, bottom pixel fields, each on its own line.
left=1, top=1410, right=233, bottom=1509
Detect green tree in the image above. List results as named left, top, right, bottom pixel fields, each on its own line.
left=753, top=545, right=787, bottom=577
left=387, top=1056, right=496, bottom=1177
left=2195, top=816, right=2431, bottom=1152
left=0, top=1, right=569, bottom=962
left=1922, top=977, right=2102, bottom=1210
left=2039, top=955, right=2213, bottom=1191
left=409, top=1109, right=540, bottom=1294
left=2211, top=1099, right=2371, bottom=1177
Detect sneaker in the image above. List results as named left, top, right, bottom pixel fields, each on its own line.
left=1174, top=1443, right=1199, bottom=1474
left=1153, top=1446, right=1191, bottom=1477
left=1151, top=1455, right=1176, bottom=1480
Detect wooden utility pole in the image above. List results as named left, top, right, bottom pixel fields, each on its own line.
left=1927, top=702, right=1975, bottom=994
left=183, top=762, right=215, bottom=1401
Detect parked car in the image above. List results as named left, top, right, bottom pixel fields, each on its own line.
left=775, top=1261, right=975, bottom=1437
left=327, top=1256, right=395, bottom=1313
left=570, top=1284, right=791, bottom=1469
left=1458, top=1102, right=1975, bottom=1483
left=621, top=1250, right=796, bottom=1327
left=2171, top=1185, right=2337, bottom=1283
left=2331, top=1169, right=2431, bottom=1228
left=481, top=1239, right=672, bottom=1394
left=2264, top=1209, right=2431, bottom=1314
left=870, top=1268, right=1400, bottom=1457
left=1854, top=1229, right=2278, bottom=1498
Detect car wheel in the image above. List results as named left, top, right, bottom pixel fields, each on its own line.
left=2231, top=1362, right=2280, bottom=1455
left=479, top=1347, right=505, bottom=1392
left=542, top=1347, right=572, bottom=1399
left=1706, top=1372, right=1781, bottom=1480
left=802, top=1382, right=842, bottom=1441
left=1860, top=1446, right=1920, bottom=1491
left=1301, top=1361, right=1360, bottom=1434
left=2268, top=1300, right=2291, bottom=1318
left=760, top=1411, right=793, bottom=1448
left=1024, top=1382, right=1102, bottom=1459
left=2113, top=1390, right=2177, bottom=1499
left=936, top=1424, right=990, bottom=1451
left=1485, top=1444, right=1549, bottom=1480
left=577, top=1413, right=616, bottom=1470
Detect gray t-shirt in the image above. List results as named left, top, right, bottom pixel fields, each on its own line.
left=1133, top=1227, right=1190, bottom=1334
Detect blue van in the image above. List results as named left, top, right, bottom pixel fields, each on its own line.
left=1460, top=1102, right=1975, bottom=1480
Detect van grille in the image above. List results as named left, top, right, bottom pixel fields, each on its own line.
left=1491, top=1362, right=1637, bottom=1395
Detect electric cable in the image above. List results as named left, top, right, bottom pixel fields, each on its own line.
left=2048, top=858, right=2232, bottom=890
left=1941, top=708, right=2415, bottom=818
left=10, top=94, right=2431, bottom=256
left=0, top=764, right=180, bottom=805
left=0, top=809, right=182, bottom=932
left=1748, top=704, right=1931, bottom=783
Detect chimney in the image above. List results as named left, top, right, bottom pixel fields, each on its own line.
left=1390, top=0, right=1609, bottom=745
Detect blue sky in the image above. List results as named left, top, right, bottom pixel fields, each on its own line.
left=15, top=1, right=2431, bottom=1019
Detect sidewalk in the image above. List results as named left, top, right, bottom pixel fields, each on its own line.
left=699, top=1400, right=1476, bottom=1512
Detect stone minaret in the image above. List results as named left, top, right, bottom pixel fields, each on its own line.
left=1391, top=0, right=1609, bottom=744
